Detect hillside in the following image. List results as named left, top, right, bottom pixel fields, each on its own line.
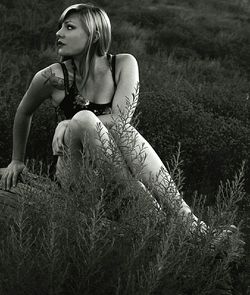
left=1, top=0, right=250, bottom=194
left=0, top=0, right=249, bottom=293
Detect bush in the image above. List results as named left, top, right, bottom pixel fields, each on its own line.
left=138, top=54, right=250, bottom=196
left=0, top=0, right=249, bottom=290
left=0, top=114, right=246, bottom=294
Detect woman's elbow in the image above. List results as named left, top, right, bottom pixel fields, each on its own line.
left=15, top=105, right=33, bottom=120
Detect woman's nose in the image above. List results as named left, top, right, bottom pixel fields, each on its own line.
left=56, top=27, right=64, bottom=38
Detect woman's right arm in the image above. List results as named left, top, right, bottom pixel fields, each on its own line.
left=1, top=67, right=54, bottom=190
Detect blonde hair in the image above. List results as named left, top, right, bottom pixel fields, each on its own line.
left=58, top=3, right=111, bottom=86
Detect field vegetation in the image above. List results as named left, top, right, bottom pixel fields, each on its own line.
left=0, top=0, right=249, bottom=294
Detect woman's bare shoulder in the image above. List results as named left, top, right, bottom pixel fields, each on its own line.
left=21, top=63, right=65, bottom=106
left=115, top=53, right=138, bottom=78
left=114, top=53, right=139, bottom=82
left=35, top=63, right=65, bottom=91
left=115, top=53, right=138, bottom=66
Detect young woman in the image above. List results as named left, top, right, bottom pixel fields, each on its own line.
left=0, top=3, right=237, bottom=236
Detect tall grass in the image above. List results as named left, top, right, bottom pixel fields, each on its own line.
left=0, top=108, right=246, bottom=294
left=0, top=0, right=249, bottom=292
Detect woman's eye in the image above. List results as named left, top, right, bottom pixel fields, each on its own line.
left=67, top=25, right=74, bottom=30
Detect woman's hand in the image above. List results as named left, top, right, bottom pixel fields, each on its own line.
left=0, top=160, right=26, bottom=190
left=52, top=120, right=69, bottom=156
left=211, top=225, right=245, bottom=249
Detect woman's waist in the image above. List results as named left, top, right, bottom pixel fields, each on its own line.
left=56, top=101, right=112, bottom=120
left=88, top=101, right=112, bottom=109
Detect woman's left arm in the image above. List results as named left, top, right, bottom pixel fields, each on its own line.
left=98, top=54, right=139, bottom=128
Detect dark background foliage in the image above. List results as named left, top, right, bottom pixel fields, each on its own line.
left=0, top=0, right=250, bottom=290
left=1, top=0, right=250, bottom=196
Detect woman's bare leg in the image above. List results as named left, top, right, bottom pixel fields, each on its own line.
left=56, top=110, right=131, bottom=182
left=110, top=123, right=199, bottom=223
left=55, top=111, right=198, bottom=226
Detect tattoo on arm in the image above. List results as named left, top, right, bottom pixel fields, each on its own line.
left=42, top=68, right=65, bottom=90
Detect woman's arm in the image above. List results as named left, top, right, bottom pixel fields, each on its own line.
left=98, top=54, right=139, bottom=128
left=1, top=67, right=54, bottom=190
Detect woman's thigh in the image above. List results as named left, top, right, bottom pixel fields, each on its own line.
left=55, top=111, right=107, bottom=180
left=64, top=111, right=105, bottom=146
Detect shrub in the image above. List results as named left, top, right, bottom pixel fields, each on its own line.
left=138, top=53, right=250, bottom=196
left=0, top=110, right=246, bottom=294
left=0, top=0, right=249, bottom=290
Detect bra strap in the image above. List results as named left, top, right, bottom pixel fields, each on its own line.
left=111, top=54, right=117, bottom=88
left=59, top=62, right=70, bottom=96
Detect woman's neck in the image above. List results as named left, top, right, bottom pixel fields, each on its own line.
left=72, top=53, right=107, bottom=78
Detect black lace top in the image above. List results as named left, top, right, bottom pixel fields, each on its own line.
left=49, top=54, right=117, bottom=180
left=55, top=53, right=117, bottom=122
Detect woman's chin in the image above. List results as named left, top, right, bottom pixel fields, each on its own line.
left=57, top=48, right=69, bottom=56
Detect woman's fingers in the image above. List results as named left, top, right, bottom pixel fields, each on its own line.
left=2, top=170, right=12, bottom=190
left=56, top=135, right=64, bottom=153
left=52, top=137, right=64, bottom=155
left=3, top=171, right=13, bottom=191
left=0, top=163, right=25, bottom=191
left=219, top=224, right=237, bottom=233
left=12, top=170, right=19, bottom=188
left=1, top=171, right=8, bottom=190
left=52, top=123, right=67, bottom=155
left=211, top=225, right=245, bottom=251
left=57, top=137, right=63, bottom=150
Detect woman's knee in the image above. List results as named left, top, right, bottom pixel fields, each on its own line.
left=72, top=110, right=96, bottom=122
left=69, top=110, right=98, bottom=133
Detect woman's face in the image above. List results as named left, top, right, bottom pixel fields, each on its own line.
left=56, top=13, right=89, bottom=57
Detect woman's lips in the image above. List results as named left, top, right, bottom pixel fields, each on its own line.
left=57, top=40, right=65, bottom=47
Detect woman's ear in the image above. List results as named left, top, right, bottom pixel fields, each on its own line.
left=93, top=30, right=100, bottom=43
